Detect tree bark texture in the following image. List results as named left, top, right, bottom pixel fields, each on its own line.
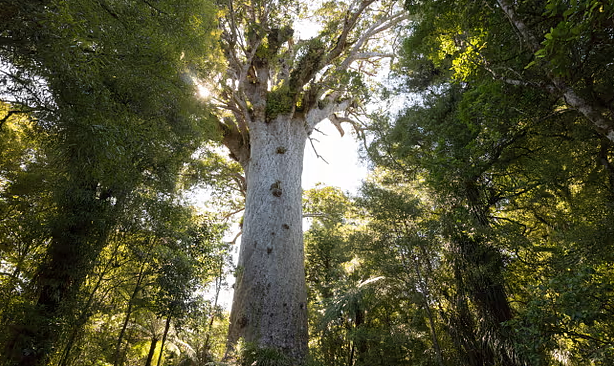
left=217, top=3, right=409, bottom=362
left=227, top=116, right=309, bottom=361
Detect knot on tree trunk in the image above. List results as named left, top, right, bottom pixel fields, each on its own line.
left=270, top=181, right=282, bottom=197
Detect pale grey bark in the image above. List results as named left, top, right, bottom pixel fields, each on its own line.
left=217, top=2, right=410, bottom=362
left=227, top=114, right=309, bottom=361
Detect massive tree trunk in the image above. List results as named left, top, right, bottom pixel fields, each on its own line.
left=227, top=115, right=309, bottom=361
left=217, top=2, right=408, bottom=362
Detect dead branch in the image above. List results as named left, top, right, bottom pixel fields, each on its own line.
left=229, top=230, right=242, bottom=245
left=224, top=207, right=245, bottom=220
left=308, top=135, right=330, bottom=164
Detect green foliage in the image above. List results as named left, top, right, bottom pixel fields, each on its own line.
left=266, top=83, right=295, bottom=120
left=44, top=198, right=229, bottom=366
left=236, top=341, right=294, bottom=366
left=288, top=37, right=327, bottom=93
left=532, top=0, right=614, bottom=79
left=0, top=0, right=224, bottom=364
left=304, top=184, right=443, bottom=366
left=3, top=0, right=613, bottom=365
left=344, top=2, right=614, bottom=364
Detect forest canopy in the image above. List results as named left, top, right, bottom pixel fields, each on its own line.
left=1, top=0, right=614, bottom=365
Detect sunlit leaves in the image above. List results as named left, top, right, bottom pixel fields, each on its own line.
left=0, top=0, right=223, bottom=364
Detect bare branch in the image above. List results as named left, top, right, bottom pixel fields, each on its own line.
left=308, top=135, right=330, bottom=164
left=342, top=51, right=395, bottom=69
left=231, top=172, right=247, bottom=197
left=224, top=206, right=245, bottom=220
left=338, top=11, right=409, bottom=71
left=329, top=113, right=363, bottom=137
left=229, top=230, right=242, bottom=245
left=353, top=11, right=409, bottom=53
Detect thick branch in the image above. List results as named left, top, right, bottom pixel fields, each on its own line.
left=346, top=10, right=409, bottom=58
left=216, top=0, right=408, bottom=151
left=219, top=118, right=250, bottom=166
left=305, top=94, right=352, bottom=131
left=324, top=0, right=379, bottom=65
left=340, top=51, right=395, bottom=70
left=496, top=0, right=541, bottom=52
left=329, top=113, right=363, bottom=137
left=556, top=80, right=614, bottom=141
left=288, top=0, right=378, bottom=94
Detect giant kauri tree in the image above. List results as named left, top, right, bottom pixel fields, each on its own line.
left=212, top=0, right=408, bottom=362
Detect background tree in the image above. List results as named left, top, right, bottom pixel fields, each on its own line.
left=303, top=186, right=355, bottom=366
left=354, top=0, right=614, bottom=363
left=0, top=0, right=221, bottom=364
left=303, top=184, right=451, bottom=366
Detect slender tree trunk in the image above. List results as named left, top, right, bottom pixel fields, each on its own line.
left=0, top=238, right=33, bottom=318
left=58, top=274, right=104, bottom=366
left=155, top=315, right=171, bottom=366
left=118, top=324, right=136, bottom=366
left=2, top=184, right=116, bottom=366
left=353, top=308, right=368, bottom=365
left=114, top=260, right=148, bottom=366
left=413, top=256, right=445, bottom=366
left=348, top=340, right=355, bottom=366
left=59, top=239, right=122, bottom=366
left=144, top=336, right=159, bottom=366
left=2, top=180, right=127, bottom=366
left=204, top=256, right=224, bottom=361
left=227, top=116, right=309, bottom=362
